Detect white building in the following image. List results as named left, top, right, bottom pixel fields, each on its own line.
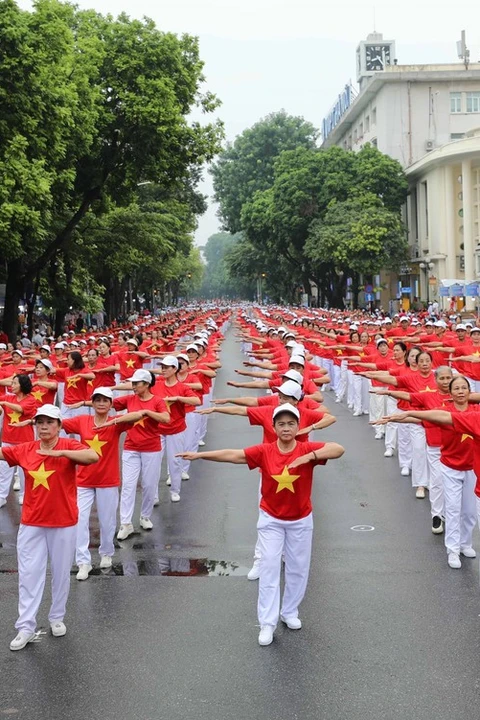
left=321, top=33, right=480, bottom=309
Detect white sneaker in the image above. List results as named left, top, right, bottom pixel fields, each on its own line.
left=401, top=467, right=410, bottom=476
left=0, top=497, right=7, bottom=509
left=13, top=474, right=20, bottom=491
left=247, top=561, right=260, bottom=581
left=99, top=555, right=113, bottom=569
left=153, top=497, right=160, bottom=507
left=415, top=486, right=426, bottom=498
left=50, top=621, right=67, bottom=637
left=280, top=615, right=302, bottom=630
left=353, top=410, right=362, bottom=417
left=140, top=516, right=153, bottom=530
left=165, top=475, right=171, bottom=486
left=76, top=563, right=92, bottom=581
left=374, top=434, right=383, bottom=440
left=170, top=492, right=181, bottom=503
left=198, top=440, right=205, bottom=447
left=117, top=523, right=134, bottom=540
left=448, top=552, right=461, bottom=569
left=461, top=547, right=477, bottom=558
left=18, top=494, right=24, bottom=505
left=384, top=448, right=394, bottom=457
left=181, top=472, right=190, bottom=481
left=258, top=625, right=275, bottom=646
left=10, top=631, right=36, bottom=651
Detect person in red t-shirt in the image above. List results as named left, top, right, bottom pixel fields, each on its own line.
left=31, top=359, right=58, bottom=408
left=0, top=404, right=98, bottom=651
left=0, top=374, right=37, bottom=507
left=63, top=387, right=143, bottom=579
left=175, top=353, right=203, bottom=480
left=54, top=351, right=95, bottom=421
left=384, top=375, right=476, bottom=570
left=178, top=403, right=344, bottom=646
left=112, top=369, right=170, bottom=538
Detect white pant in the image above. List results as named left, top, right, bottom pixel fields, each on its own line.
left=466, top=377, right=480, bottom=393
left=426, top=446, right=444, bottom=518
left=397, top=423, right=412, bottom=470
left=370, top=389, right=387, bottom=437
left=347, top=369, right=355, bottom=409
left=441, top=463, right=476, bottom=554
left=384, top=395, right=398, bottom=451
left=15, top=524, right=77, bottom=634
left=257, top=509, right=313, bottom=627
left=182, top=412, right=199, bottom=474
left=198, top=393, right=212, bottom=443
left=121, top=450, right=161, bottom=523
left=76, top=487, right=119, bottom=565
left=335, top=361, right=347, bottom=402
left=411, top=424, right=429, bottom=488
left=331, top=364, right=341, bottom=395
left=159, top=432, right=186, bottom=495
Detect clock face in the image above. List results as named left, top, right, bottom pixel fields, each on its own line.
left=365, top=44, right=391, bottom=72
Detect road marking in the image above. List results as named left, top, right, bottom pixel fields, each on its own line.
left=351, top=525, right=375, bottom=532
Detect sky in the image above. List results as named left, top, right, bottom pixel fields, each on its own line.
left=17, top=0, right=480, bottom=246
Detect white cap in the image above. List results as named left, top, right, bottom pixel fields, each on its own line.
left=456, top=323, right=467, bottom=331
left=434, top=320, right=447, bottom=328
left=0, top=343, right=6, bottom=350
left=376, top=338, right=388, bottom=346
left=177, top=353, right=189, bottom=364
left=425, top=321, right=434, bottom=326
left=471, top=326, right=480, bottom=333
left=36, top=358, right=53, bottom=371
left=186, top=344, right=200, bottom=353
left=35, top=403, right=61, bottom=420
left=12, top=349, right=23, bottom=357
left=272, top=403, right=300, bottom=422
left=70, top=341, right=79, bottom=347
left=126, top=338, right=138, bottom=347
left=54, top=342, right=64, bottom=349
left=41, top=345, right=51, bottom=353
left=285, top=340, right=297, bottom=348
left=273, top=380, right=302, bottom=401
left=289, top=354, right=305, bottom=366
left=281, top=369, right=303, bottom=385
left=131, top=369, right=152, bottom=383
left=91, top=386, right=114, bottom=400
left=160, top=355, right=179, bottom=369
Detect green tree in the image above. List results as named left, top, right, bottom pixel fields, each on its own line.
left=0, top=0, right=222, bottom=338
left=199, top=231, right=243, bottom=298
left=211, top=110, right=318, bottom=233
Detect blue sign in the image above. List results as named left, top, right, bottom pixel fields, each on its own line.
left=365, top=293, right=374, bottom=301
left=439, top=286, right=450, bottom=297
left=450, top=284, right=465, bottom=296
left=466, top=283, right=479, bottom=297
left=401, top=287, right=412, bottom=293
left=322, top=85, right=352, bottom=140
left=365, top=284, right=373, bottom=293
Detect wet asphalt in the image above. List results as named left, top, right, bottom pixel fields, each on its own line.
left=1, top=329, right=480, bottom=720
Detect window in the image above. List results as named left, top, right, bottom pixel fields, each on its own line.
left=353, top=129, right=357, bottom=143
left=422, top=181, right=429, bottom=238
left=359, top=122, right=363, bottom=138
left=451, top=133, right=465, bottom=140
left=411, top=186, right=419, bottom=240
left=371, top=137, right=377, bottom=148
left=348, top=134, right=352, bottom=150
left=365, top=115, right=370, bottom=132
left=466, top=92, right=480, bottom=113
left=450, top=92, right=462, bottom=113
left=372, top=107, right=377, bottom=125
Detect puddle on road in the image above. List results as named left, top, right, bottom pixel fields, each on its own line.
left=0, top=558, right=249, bottom=577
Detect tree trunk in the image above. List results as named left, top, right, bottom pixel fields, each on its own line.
left=2, top=259, right=25, bottom=343
left=351, top=272, right=360, bottom=309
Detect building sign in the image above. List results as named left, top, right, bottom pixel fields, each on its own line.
left=322, top=84, right=352, bottom=140
left=449, top=284, right=465, bottom=296
left=466, top=283, right=479, bottom=296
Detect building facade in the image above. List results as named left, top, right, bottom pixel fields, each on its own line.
left=321, top=33, right=480, bottom=309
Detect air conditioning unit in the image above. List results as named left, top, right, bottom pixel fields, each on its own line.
left=425, top=140, right=434, bottom=151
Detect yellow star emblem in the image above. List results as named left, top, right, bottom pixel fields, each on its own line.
left=461, top=433, right=473, bottom=442
left=86, top=434, right=108, bottom=456
left=151, top=344, right=158, bottom=352
left=271, top=465, right=300, bottom=494
left=32, top=389, right=44, bottom=402
left=421, top=386, right=436, bottom=393
left=134, top=417, right=145, bottom=427
left=336, top=349, right=343, bottom=355
left=473, top=351, right=480, bottom=357
left=7, top=410, right=21, bottom=424
left=30, top=462, right=55, bottom=491
left=126, top=359, right=136, bottom=368
left=164, top=398, right=174, bottom=413
left=360, top=352, right=366, bottom=358
left=67, top=375, right=80, bottom=388
left=87, top=379, right=94, bottom=387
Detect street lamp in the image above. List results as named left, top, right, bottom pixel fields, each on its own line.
left=419, top=257, right=435, bottom=303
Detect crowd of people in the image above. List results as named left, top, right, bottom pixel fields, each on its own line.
left=3, top=300, right=480, bottom=650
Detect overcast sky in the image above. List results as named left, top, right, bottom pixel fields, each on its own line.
left=18, top=0, right=480, bottom=245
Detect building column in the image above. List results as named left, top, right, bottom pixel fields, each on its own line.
left=444, top=165, right=456, bottom=278
left=463, top=159, right=474, bottom=309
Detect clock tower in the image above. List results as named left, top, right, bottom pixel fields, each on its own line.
left=356, top=32, right=395, bottom=88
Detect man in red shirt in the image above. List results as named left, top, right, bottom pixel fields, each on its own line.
left=178, top=403, right=344, bottom=646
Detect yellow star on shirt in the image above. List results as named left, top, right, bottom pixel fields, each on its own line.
left=7, top=410, right=21, bottom=425
left=87, top=379, right=94, bottom=387
left=125, top=359, right=136, bottom=368
left=134, top=417, right=145, bottom=427
left=421, top=385, right=436, bottom=393
left=86, top=434, right=108, bottom=456
left=271, top=465, right=300, bottom=494
left=461, top=433, right=473, bottom=442
left=164, top=399, right=174, bottom=413
left=473, top=351, right=480, bottom=357
left=31, top=462, right=55, bottom=491
left=67, top=375, right=80, bottom=388
left=32, top=389, right=44, bottom=402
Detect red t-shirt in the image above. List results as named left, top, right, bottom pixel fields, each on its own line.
left=1, top=393, right=37, bottom=444
left=452, top=411, right=480, bottom=494
left=409, top=391, right=450, bottom=447
left=153, top=378, right=198, bottom=434
left=31, top=383, right=57, bottom=408
left=2, top=438, right=86, bottom=526
left=113, top=393, right=167, bottom=452
left=440, top=407, right=478, bottom=471
left=62, top=414, right=129, bottom=487
left=55, top=367, right=91, bottom=405
left=117, top=351, right=145, bottom=380
left=246, top=406, right=324, bottom=444
left=93, top=354, right=117, bottom=387
left=244, top=440, right=327, bottom=521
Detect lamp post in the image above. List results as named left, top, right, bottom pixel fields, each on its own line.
left=419, top=257, right=434, bottom=304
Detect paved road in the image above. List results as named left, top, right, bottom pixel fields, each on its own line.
left=1, top=330, right=480, bottom=720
